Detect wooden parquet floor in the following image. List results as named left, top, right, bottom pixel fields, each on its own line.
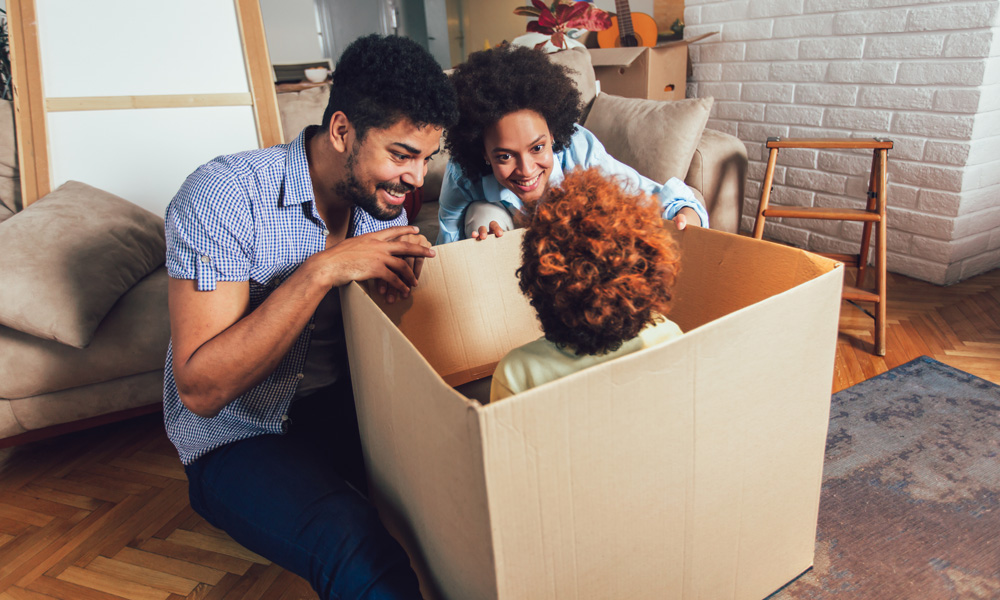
left=0, top=416, right=319, bottom=600
left=0, top=268, right=997, bottom=600
left=832, top=267, right=1000, bottom=393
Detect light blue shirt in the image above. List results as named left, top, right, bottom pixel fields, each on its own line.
left=436, top=124, right=709, bottom=244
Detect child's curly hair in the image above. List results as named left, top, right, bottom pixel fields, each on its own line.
left=517, top=168, right=679, bottom=356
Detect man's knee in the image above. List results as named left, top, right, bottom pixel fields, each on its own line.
left=298, top=495, right=418, bottom=599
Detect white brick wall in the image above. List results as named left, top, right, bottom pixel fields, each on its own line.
left=687, top=0, right=1000, bottom=284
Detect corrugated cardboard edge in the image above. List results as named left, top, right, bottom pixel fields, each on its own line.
left=341, top=282, right=501, bottom=600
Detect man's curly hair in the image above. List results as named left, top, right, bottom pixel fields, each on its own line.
left=321, top=34, right=458, bottom=140
left=446, top=44, right=582, bottom=182
left=517, top=168, right=680, bottom=356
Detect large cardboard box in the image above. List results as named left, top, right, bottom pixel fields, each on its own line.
left=342, top=226, right=843, bottom=600
left=588, top=32, right=716, bottom=101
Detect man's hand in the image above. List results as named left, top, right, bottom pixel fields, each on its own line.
left=470, top=220, right=505, bottom=240
left=170, top=226, right=433, bottom=417
left=672, top=207, right=703, bottom=230
left=307, top=225, right=435, bottom=297
left=375, top=230, right=433, bottom=303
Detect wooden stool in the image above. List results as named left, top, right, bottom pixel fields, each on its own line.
left=752, top=137, right=893, bottom=356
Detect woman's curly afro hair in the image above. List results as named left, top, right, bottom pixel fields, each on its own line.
left=446, top=44, right=582, bottom=182
left=517, top=167, right=680, bottom=356
left=321, top=34, right=458, bottom=141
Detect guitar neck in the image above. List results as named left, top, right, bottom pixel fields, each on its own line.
left=614, top=0, right=635, bottom=38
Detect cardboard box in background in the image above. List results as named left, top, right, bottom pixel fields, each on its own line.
left=342, top=226, right=843, bottom=600
left=589, top=32, right=717, bottom=101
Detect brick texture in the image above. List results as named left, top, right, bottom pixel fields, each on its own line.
left=687, top=0, right=1000, bottom=283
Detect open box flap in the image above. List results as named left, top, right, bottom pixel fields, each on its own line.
left=372, top=231, right=541, bottom=386
left=589, top=31, right=719, bottom=67
left=655, top=31, right=719, bottom=49
left=588, top=46, right=647, bottom=67
left=341, top=281, right=499, bottom=600
left=666, top=226, right=841, bottom=333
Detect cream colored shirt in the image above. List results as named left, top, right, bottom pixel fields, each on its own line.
left=490, top=318, right=684, bottom=402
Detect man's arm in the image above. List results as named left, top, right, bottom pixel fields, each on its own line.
left=170, top=226, right=434, bottom=418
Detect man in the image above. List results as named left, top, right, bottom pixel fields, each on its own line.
left=163, top=34, right=457, bottom=599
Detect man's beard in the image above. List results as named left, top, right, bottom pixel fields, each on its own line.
left=335, top=148, right=413, bottom=221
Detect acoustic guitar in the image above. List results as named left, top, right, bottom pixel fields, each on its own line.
left=596, top=0, right=658, bottom=48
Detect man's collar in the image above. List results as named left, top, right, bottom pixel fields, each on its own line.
left=279, top=126, right=320, bottom=208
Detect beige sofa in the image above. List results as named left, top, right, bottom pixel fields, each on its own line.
left=0, top=47, right=747, bottom=446
left=0, top=98, right=171, bottom=446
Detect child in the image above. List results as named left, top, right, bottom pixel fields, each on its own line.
left=490, top=167, right=684, bottom=402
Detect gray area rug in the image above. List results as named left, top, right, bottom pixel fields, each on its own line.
left=769, top=356, right=1000, bottom=600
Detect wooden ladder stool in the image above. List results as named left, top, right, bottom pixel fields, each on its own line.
left=752, top=137, right=893, bottom=356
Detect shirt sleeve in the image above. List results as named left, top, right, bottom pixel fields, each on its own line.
left=165, top=161, right=254, bottom=291
left=436, top=161, right=485, bottom=244
left=573, top=126, right=710, bottom=228
left=490, top=363, right=517, bottom=403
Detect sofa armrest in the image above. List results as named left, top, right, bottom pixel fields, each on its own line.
left=684, top=129, right=747, bottom=235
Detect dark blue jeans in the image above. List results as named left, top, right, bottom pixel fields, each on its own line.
left=184, top=381, right=422, bottom=599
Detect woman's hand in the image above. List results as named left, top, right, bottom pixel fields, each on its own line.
left=470, top=221, right=505, bottom=240
left=672, top=207, right=703, bottom=230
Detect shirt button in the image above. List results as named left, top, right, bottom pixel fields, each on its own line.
left=308, top=323, right=316, bottom=330
left=280, top=414, right=290, bottom=423
left=200, top=255, right=211, bottom=263
left=296, top=373, right=304, bottom=380
left=322, top=228, right=330, bottom=236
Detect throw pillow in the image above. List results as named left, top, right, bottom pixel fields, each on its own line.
left=583, top=93, right=714, bottom=183
left=0, top=180, right=166, bottom=348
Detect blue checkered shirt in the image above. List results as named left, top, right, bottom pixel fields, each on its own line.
left=162, top=127, right=407, bottom=465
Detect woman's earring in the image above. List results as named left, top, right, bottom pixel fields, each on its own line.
left=485, top=159, right=491, bottom=166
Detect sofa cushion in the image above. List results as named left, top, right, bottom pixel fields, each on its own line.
left=583, top=94, right=713, bottom=184
left=0, top=181, right=166, bottom=348
left=277, top=84, right=330, bottom=144
left=0, top=268, right=169, bottom=399
left=684, top=128, right=747, bottom=235
left=9, top=370, right=164, bottom=433
left=0, top=100, right=20, bottom=215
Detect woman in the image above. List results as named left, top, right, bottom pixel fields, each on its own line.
left=436, top=44, right=708, bottom=245
left=490, top=167, right=683, bottom=402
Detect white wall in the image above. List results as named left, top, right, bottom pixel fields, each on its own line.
left=686, top=0, right=1000, bottom=285
left=259, top=0, right=323, bottom=64
left=594, top=0, right=655, bottom=17
left=34, top=0, right=262, bottom=216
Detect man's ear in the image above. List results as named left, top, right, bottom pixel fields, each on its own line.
left=327, top=112, right=352, bottom=153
